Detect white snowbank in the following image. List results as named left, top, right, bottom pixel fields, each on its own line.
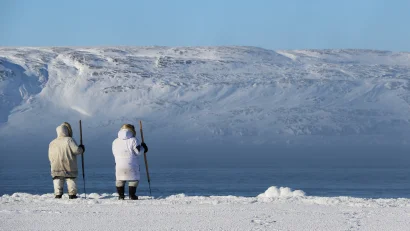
left=257, top=186, right=305, bottom=198
left=1, top=187, right=410, bottom=231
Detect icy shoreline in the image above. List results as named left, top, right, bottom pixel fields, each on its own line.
left=1, top=187, right=410, bottom=231
left=2, top=190, right=409, bottom=208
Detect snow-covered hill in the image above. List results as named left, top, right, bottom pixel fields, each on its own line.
left=1, top=46, right=410, bottom=156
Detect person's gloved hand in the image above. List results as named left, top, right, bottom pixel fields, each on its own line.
left=79, top=144, right=85, bottom=153
left=141, top=143, right=148, bottom=153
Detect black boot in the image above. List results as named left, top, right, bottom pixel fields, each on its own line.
left=55, top=194, right=62, bottom=199
left=129, top=186, right=138, bottom=200
left=69, top=195, right=78, bottom=199
left=117, top=186, right=125, bottom=200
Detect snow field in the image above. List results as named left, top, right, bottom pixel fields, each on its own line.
left=1, top=186, right=410, bottom=231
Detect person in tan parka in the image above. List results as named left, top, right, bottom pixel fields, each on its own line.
left=48, top=122, right=84, bottom=199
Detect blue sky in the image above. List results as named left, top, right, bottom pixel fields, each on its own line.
left=1, top=0, right=410, bottom=51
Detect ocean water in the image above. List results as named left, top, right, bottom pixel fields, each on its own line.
left=1, top=167, right=410, bottom=198
left=1, top=148, right=410, bottom=198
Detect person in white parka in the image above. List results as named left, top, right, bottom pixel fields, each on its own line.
left=112, top=124, right=148, bottom=200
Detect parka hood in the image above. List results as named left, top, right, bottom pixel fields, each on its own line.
left=62, top=122, right=73, bottom=137
left=56, top=125, right=70, bottom=137
left=118, top=129, right=133, bottom=140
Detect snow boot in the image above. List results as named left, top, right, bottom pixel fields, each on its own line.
left=117, top=186, right=125, bottom=200
left=55, top=194, right=62, bottom=199
left=69, top=195, right=78, bottom=199
left=129, top=186, right=138, bottom=200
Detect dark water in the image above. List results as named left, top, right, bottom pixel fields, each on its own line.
left=1, top=145, right=410, bottom=198
left=1, top=166, right=410, bottom=198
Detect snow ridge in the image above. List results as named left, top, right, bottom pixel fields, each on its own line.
left=2, top=186, right=409, bottom=208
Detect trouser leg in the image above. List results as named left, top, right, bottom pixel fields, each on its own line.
left=116, top=180, right=125, bottom=187
left=66, top=178, right=77, bottom=196
left=128, top=180, right=139, bottom=188
left=53, top=177, right=64, bottom=196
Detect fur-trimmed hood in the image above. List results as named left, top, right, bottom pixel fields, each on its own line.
left=120, top=124, right=136, bottom=137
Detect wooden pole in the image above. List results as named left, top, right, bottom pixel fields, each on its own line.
left=79, top=120, right=86, bottom=199
left=139, top=120, right=152, bottom=197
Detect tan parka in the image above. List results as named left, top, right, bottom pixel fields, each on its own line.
left=48, top=124, right=84, bottom=178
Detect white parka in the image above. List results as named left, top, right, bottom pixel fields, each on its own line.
left=49, top=124, right=84, bottom=178
left=112, top=129, right=145, bottom=181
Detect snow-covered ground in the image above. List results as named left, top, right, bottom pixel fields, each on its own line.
left=1, top=187, right=409, bottom=231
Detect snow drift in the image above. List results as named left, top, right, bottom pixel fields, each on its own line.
left=257, top=186, right=305, bottom=198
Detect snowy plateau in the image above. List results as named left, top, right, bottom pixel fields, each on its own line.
left=1, top=46, right=410, bottom=147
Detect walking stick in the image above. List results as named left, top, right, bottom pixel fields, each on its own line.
left=139, top=120, right=152, bottom=197
left=79, top=120, right=86, bottom=199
